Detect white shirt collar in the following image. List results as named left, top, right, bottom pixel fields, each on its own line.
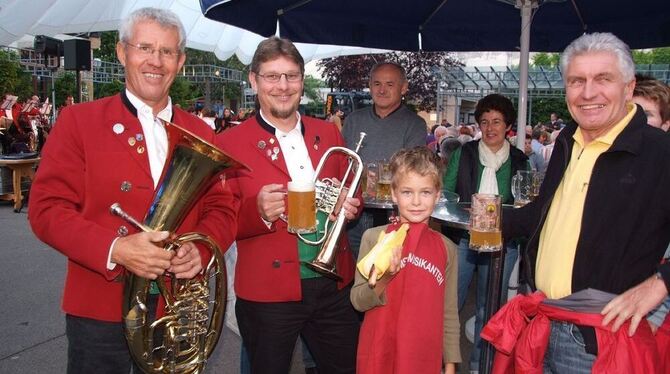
left=125, top=89, right=172, bottom=122
left=259, top=109, right=302, bottom=135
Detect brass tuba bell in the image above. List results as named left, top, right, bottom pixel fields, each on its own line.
left=110, top=120, right=247, bottom=374
left=299, top=132, right=366, bottom=280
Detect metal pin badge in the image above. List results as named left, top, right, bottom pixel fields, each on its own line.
left=135, top=133, right=144, bottom=142
left=271, top=146, right=279, bottom=161
left=137, top=145, right=145, bottom=154
left=257, top=140, right=266, bottom=150
left=128, top=137, right=136, bottom=146
left=112, top=123, right=125, bottom=134
left=269, top=138, right=275, bottom=145
left=120, top=181, right=132, bottom=192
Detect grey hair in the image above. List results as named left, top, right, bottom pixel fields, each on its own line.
left=560, top=32, right=635, bottom=83
left=118, top=7, right=186, bottom=52
left=370, top=62, right=407, bottom=82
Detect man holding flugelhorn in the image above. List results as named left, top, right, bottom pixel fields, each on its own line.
left=28, top=7, right=237, bottom=373
left=218, top=36, right=362, bottom=374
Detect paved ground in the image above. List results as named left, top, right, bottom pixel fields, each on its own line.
left=0, top=200, right=476, bottom=373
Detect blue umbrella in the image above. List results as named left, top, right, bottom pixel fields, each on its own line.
left=201, top=0, right=670, bottom=52
left=201, top=0, right=670, bottom=152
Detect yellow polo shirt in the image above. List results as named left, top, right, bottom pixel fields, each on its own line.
left=535, top=104, right=637, bottom=299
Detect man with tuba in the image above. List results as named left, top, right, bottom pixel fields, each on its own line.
left=217, top=37, right=362, bottom=374
left=28, top=8, right=237, bottom=374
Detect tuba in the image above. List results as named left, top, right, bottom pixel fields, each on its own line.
left=110, top=121, right=247, bottom=374
left=299, top=132, right=366, bottom=280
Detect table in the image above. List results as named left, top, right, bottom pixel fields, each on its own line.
left=431, top=201, right=515, bottom=374
left=363, top=197, right=395, bottom=210
left=0, top=157, right=40, bottom=212
left=431, top=202, right=470, bottom=229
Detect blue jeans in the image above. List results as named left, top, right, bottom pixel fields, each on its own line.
left=456, top=237, right=519, bottom=370
left=543, top=322, right=596, bottom=373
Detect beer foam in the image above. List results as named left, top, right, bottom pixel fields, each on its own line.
left=288, top=180, right=314, bottom=192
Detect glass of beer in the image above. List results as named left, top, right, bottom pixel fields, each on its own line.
left=365, top=162, right=378, bottom=199
left=287, top=180, right=317, bottom=234
left=376, top=161, right=392, bottom=201
left=469, top=193, right=502, bottom=252
left=511, top=170, right=544, bottom=207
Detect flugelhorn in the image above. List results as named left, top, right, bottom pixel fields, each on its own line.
left=300, top=132, right=366, bottom=280
left=110, top=120, right=247, bottom=374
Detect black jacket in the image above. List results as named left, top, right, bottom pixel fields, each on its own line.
left=504, top=105, right=670, bottom=295
left=503, top=106, right=670, bottom=354
left=454, top=140, right=528, bottom=204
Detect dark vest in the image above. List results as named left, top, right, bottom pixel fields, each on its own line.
left=454, top=140, right=527, bottom=204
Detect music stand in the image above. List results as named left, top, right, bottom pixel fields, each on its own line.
left=1, top=95, right=17, bottom=111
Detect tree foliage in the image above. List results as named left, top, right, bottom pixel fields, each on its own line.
left=632, top=48, right=670, bottom=65
left=94, top=31, right=120, bottom=62
left=531, top=52, right=560, bottom=67
left=0, top=50, right=33, bottom=100
left=303, top=75, right=326, bottom=103
left=94, top=79, right=124, bottom=99
left=317, top=52, right=462, bottom=111
left=54, top=72, right=76, bottom=106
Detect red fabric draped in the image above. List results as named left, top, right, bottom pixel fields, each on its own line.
left=356, top=222, right=447, bottom=374
left=481, top=292, right=661, bottom=374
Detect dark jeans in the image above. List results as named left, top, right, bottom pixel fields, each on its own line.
left=65, top=314, right=132, bottom=374
left=236, top=278, right=360, bottom=374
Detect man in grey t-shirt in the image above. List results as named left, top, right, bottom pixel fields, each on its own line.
left=342, top=62, right=427, bottom=256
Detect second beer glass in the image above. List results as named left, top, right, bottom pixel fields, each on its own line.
left=376, top=161, right=392, bottom=201
left=287, top=180, right=317, bottom=234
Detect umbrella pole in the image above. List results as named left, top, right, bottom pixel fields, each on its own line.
left=479, top=248, right=505, bottom=374
left=515, top=0, right=534, bottom=152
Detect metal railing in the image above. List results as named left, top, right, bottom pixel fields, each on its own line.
left=1, top=45, right=244, bottom=84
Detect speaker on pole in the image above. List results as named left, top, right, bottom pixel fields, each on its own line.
left=64, top=39, right=91, bottom=71
left=34, top=35, right=63, bottom=56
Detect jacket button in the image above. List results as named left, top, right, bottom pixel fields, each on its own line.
left=272, top=260, right=281, bottom=268
left=117, top=225, right=129, bottom=237
left=120, top=181, right=132, bottom=192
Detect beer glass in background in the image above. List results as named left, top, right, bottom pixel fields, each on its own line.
left=365, top=161, right=378, bottom=198
left=469, top=193, right=502, bottom=252
left=376, top=161, right=392, bottom=201
left=287, top=180, right=317, bottom=234
left=511, top=170, right=544, bottom=207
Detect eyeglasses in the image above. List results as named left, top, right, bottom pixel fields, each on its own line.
left=255, top=72, right=303, bottom=83
left=124, top=42, right=181, bottom=60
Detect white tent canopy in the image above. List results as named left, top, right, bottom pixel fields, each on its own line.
left=0, top=0, right=386, bottom=64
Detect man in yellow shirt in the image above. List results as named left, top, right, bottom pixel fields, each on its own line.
left=499, top=32, right=669, bottom=373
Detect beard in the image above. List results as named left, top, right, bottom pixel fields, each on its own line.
left=270, top=103, right=299, bottom=119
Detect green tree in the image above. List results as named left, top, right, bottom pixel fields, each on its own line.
left=303, top=75, right=326, bottom=103
left=633, top=47, right=670, bottom=65
left=528, top=97, right=571, bottom=127
left=95, top=79, right=124, bottom=99
left=94, top=31, right=120, bottom=62
left=0, top=50, right=33, bottom=100
left=54, top=72, right=76, bottom=106
left=531, top=52, right=560, bottom=67
left=170, top=77, right=199, bottom=108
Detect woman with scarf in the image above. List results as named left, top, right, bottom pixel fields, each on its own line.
left=443, top=94, right=528, bottom=373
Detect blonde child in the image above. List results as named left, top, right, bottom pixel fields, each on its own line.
left=351, top=146, right=461, bottom=374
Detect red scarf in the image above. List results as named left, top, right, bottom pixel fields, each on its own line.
left=357, top=222, right=447, bottom=374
